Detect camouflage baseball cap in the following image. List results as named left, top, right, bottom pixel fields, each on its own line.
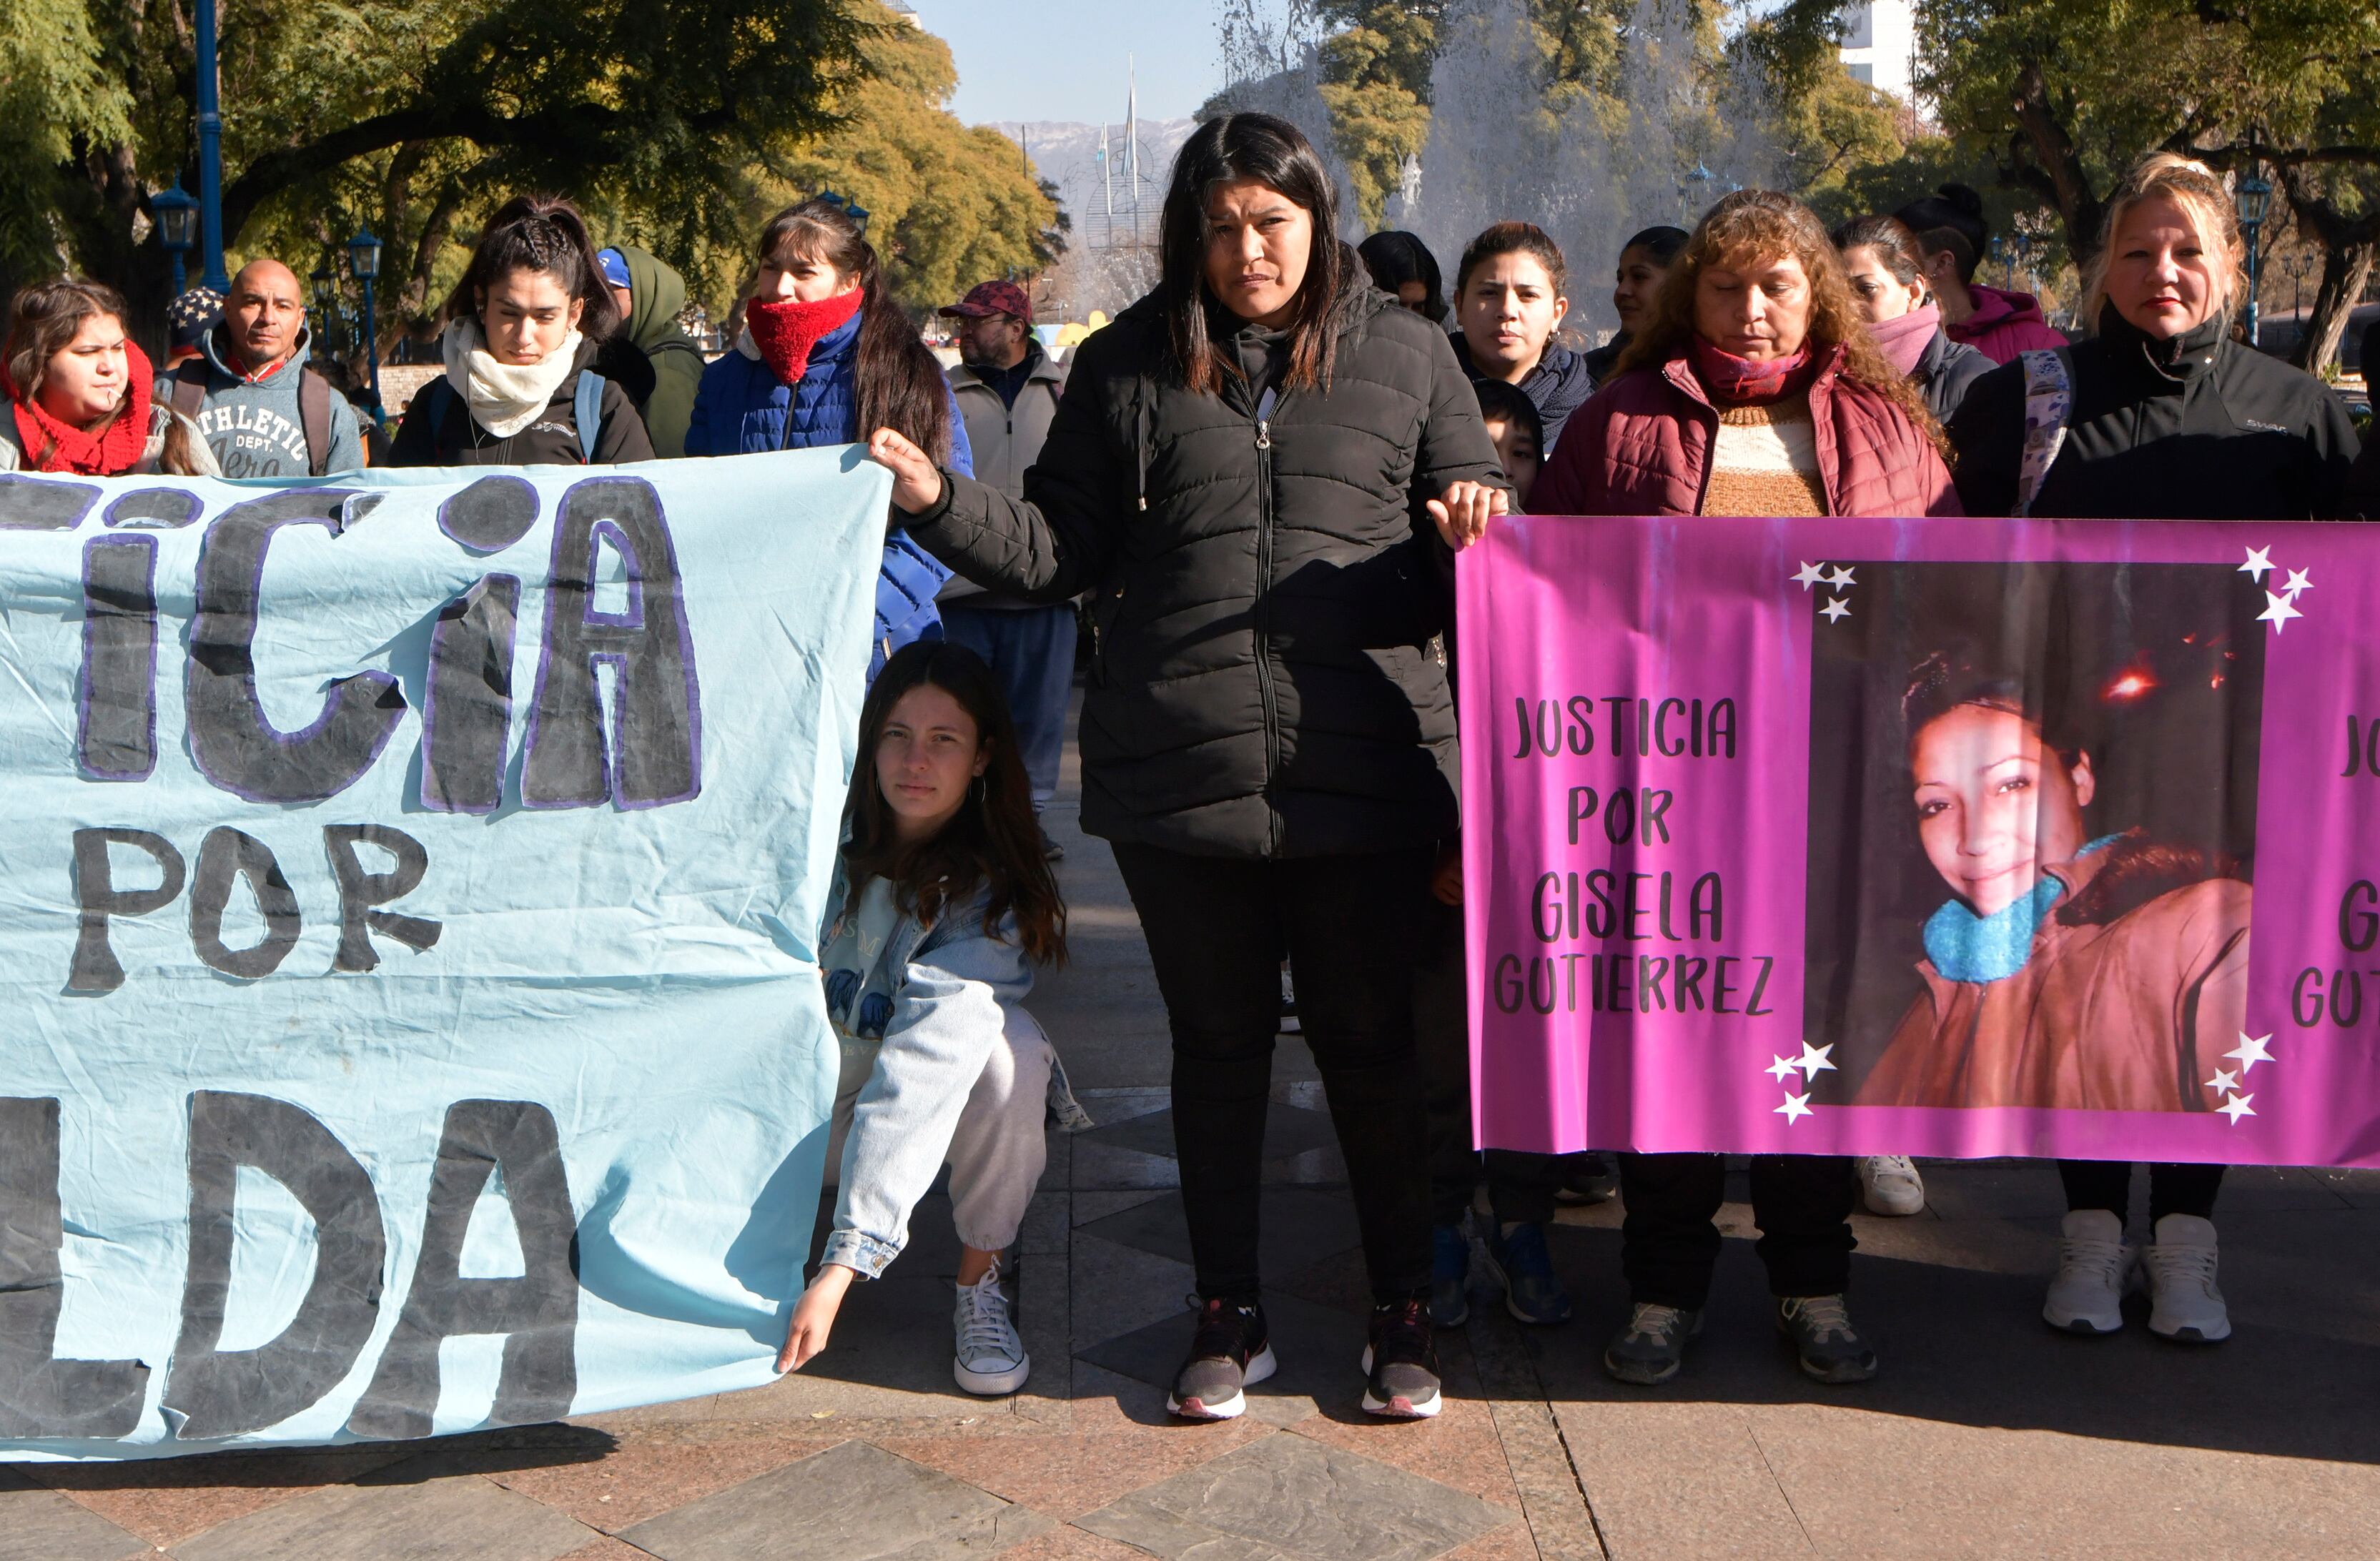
left=937, top=279, right=1031, bottom=324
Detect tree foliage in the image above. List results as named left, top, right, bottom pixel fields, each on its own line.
left=6, top=0, right=1059, bottom=343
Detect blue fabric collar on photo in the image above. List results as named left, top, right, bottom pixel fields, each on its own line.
left=1925, top=836, right=2120, bottom=984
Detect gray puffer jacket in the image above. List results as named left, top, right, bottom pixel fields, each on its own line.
left=906, top=274, right=1508, bottom=859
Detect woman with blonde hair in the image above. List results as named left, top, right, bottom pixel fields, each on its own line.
left=1517, top=190, right=1956, bottom=1392
left=1532, top=188, right=1960, bottom=520
left=2, top=278, right=213, bottom=475
left=1947, top=153, right=2360, bottom=1347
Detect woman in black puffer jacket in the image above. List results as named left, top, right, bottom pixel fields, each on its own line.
left=864, top=113, right=1509, bottom=1427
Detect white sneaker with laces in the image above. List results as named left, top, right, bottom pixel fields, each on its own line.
left=1858, top=1156, right=1926, bottom=1216
left=953, top=1262, right=1032, bottom=1394
left=2043, top=1209, right=2130, bottom=1334
left=2141, top=1214, right=2230, bottom=1343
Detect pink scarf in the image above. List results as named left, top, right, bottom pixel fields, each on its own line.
left=1689, top=336, right=1814, bottom=405
left=1866, top=303, right=1940, bottom=379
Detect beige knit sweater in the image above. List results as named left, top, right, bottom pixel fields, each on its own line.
left=1699, top=395, right=1828, bottom=517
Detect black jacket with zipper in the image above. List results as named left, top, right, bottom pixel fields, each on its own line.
left=906, top=277, right=1508, bottom=859
left=387, top=336, right=656, bottom=468
left=1949, top=304, right=2360, bottom=519
left=1912, top=326, right=1993, bottom=425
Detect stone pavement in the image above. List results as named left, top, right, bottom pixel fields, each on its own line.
left=9, top=730, right=2380, bottom=1560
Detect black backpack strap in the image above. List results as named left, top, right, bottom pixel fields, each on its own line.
left=298, top=366, right=332, bottom=475
left=171, top=359, right=209, bottom=425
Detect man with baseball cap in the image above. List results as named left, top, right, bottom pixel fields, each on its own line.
left=937, top=279, right=1073, bottom=856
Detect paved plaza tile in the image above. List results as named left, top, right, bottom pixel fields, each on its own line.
left=618, top=1439, right=1053, bottom=1559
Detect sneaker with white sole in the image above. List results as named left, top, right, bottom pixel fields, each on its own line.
left=2043, top=1208, right=2131, bottom=1335
left=2141, top=1213, right=2230, bottom=1343
left=1168, top=1297, right=1275, bottom=1419
left=1858, top=1155, right=1926, bottom=1216
left=952, top=1261, right=1031, bottom=1395
left=1776, top=1294, right=1878, bottom=1383
left=1360, top=1297, right=1442, bottom=1418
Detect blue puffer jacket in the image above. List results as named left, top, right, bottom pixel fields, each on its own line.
left=687, top=313, right=972, bottom=675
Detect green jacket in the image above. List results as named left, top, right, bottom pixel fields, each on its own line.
left=615, top=244, right=706, bottom=459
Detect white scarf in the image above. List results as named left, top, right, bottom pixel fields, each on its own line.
left=442, top=319, right=585, bottom=439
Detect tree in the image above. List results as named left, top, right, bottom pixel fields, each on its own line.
left=1920, top=0, right=2380, bottom=368
left=1313, top=1, right=1446, bottom=227
left=0, top=0, right=132, bottom=297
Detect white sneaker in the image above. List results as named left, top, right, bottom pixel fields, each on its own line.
left=2043, top=1209, right=2131, bottom=1334
left=1858, top=1156, right=1926, bottom=1216
left=953, top=1262, right=1031, bottom=1394
left=2141, top=1214, right=2231, bottom=1343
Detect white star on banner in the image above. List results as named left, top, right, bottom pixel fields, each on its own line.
left=2283, top=567, right=2314, bottom=598
left=2225, top=1033, right=2275, bottom=1073
left=1824, top=565, right=1857, bottom=588
left=1792, top=560, right=1828, bottom=591
left=2204, top=1067, right=2240, bottom=1095
left=1767, top=1054, right=1802, bottom=1081
left=2239, top=545, right=2274, bottom=581
left=1821, top=597, right=1852, bottom=624
left=1796, top=1042, right=1837, bottom=1079
left=2258, top=591, right=2303, bottom=633
left=1776, top=1091, right=1814, bottom=1124
left=2218, top=1092, right=2257, bottom=1124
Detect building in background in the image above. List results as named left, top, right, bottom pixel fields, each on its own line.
left=1839, top=0, right=1917, bottom=103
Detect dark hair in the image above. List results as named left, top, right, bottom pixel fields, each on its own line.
left=1358, top=230, right=1446, bottom=322
left=843, top=641, right=1067, bottom=965
left=445, top=194, right=622, bottom=341
left=1895, top=184, right=1988, bottom=282
left=1471, top=377, right=1543, bottom=451
left=1620, top=226, right=1691, bottom=267
left=2361, top=317, right=2380, bottom=376
left=1832, top=214, right=1929, bottom=289
left=1161, top=113, right=1350, bottom=397
left=759, top=197, right=955, bottom=462
left=1900, top=646, right=2090, bottom=768
left=1455, top=221, right=1569, bottom=298
left=4, top=276, right=199, bottom=475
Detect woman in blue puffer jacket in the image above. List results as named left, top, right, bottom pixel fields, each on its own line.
left=688, top=195, right=973, bottom=677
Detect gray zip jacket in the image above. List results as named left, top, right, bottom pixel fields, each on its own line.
left=816, top=858, right=1087, bottom=1278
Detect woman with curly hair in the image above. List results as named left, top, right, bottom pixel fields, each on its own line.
left=1508, top=189, right=1958, bottom=1392
left=1531, top=188, right=1960, bottom=521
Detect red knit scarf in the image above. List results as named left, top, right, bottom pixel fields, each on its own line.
left=746, top=289, right=865, bottom=387
left=7, top=340, right=156, bottom=475
left=1689, top=335, right=1814, bottom=406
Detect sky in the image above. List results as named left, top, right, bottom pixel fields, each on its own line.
left=910, top=1, right=1224, bottom=126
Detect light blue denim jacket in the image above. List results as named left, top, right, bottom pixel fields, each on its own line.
left=816, top=856, right=1089, bottom=1278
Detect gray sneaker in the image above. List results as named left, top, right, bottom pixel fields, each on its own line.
left=1603, top=1301, right=1703, bottom=1385
left=1777, top=1294, right=1878, bottom=1383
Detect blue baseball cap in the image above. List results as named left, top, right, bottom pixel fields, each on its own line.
left=596, top=248, right=632, bottom=289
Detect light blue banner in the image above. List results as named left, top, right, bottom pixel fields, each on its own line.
left=0, top=449, right=888, bottom=1460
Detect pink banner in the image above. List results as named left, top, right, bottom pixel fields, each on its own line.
left=1458, top=514, right=2380, bottom=1166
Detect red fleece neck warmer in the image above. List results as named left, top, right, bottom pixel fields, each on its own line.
left=1689, top=335, right=1815, bottom=406
left=7, top=341, right=156, bottom=475
left=746, top=289, right=865, bottom=387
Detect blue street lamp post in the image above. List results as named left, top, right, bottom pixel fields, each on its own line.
left=152, top=181, right=199, bottom=296
left=2235, top=167, right=2271, bottom=348
left=347, top=226, right=384, bottom=415
left=195, top=0, right=227, bottom=291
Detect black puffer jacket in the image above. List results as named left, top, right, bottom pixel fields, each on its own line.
left=908, top=281, right=1507, bottom=858
left=388, top=337, right=656, bottom=468
left=1912, top=327, right=1993, bottom=425
left=1950, top=305, right=2360, bottom=518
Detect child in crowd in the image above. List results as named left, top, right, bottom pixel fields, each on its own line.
left=776, top=642, right=1080, bottom=1395
left=1470, top=378, right=1543, bottom=511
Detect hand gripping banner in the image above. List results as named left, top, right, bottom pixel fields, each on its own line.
left=0, top=450, right=886, bottom=1460
left=1460, top=513, right=2380, bottom=1167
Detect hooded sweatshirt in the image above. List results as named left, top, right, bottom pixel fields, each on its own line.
left=614, top=244, right=705, bottom=457
left=1945, top=284, right=2067, bottom=365
left=183, top=324, right=365, bottom=477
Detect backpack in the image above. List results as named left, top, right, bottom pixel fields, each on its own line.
left=172, top=357, right=332, bottom=476
left=425, top=372, right=606, bottom=464
left=2014, top=347, right=2075, bottom=518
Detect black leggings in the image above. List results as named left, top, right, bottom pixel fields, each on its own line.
left=2058, top=1160, right=2224, bottom=1225
left=1415, top=897, right=1562, bottom=1226
left=1113, top=843, right=1436, bottom=1304
left=1619, top=1152, right=1857, bottom=1309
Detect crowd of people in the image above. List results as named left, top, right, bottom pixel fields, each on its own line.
left=6, top=109, right=2379, bottom=1423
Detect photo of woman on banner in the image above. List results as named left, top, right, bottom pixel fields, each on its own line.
left=1856, top=648, right=2251, bottom=1113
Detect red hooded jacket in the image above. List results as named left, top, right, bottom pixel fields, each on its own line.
left=1533, top=341, right=1962, bottom=518
left=1945, top=285, right=2067, bottom=365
